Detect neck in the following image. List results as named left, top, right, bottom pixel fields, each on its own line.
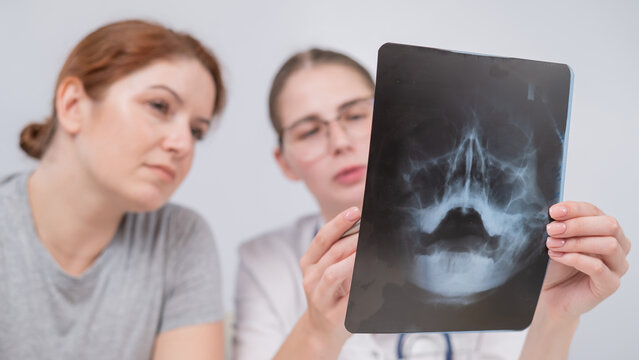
left=28, top=156, right=125, bottom=277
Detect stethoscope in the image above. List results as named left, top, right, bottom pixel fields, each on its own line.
left=396, top=332, right=453, bottom=360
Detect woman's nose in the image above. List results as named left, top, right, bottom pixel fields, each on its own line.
left=326, top=120, right=354, bottom=155
left=161, top=120, right=193, bottom=157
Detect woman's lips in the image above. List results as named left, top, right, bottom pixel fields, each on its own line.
left=333, top=165, right=367, bottom=185
left=145, top=164, right=176, bottom=182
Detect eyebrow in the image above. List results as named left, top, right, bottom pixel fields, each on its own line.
left=292, top=96, right=373, bottom=125
left=194, top=117, right=212, bottom=126
left=149, top=85, right=212, bottom=125
left=337, top=96, right=372, bottom=112
left=149, top=85, right=184, bottom=105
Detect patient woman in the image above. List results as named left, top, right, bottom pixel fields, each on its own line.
left=233, top=48, right=631, bottom=359
left=0, top=20, right=226, bottom=359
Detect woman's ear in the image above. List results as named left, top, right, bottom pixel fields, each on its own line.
left=55, top=77, right=89, bottom=135
left=274, top=146, right=300, bottom=181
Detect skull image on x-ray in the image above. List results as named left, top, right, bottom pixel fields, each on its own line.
left=398, top=118, right=548, bottom=304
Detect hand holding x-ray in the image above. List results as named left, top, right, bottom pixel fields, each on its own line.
left=539, top=201, right=630, bottom=320
left=275, top=207, right=360, bottom=359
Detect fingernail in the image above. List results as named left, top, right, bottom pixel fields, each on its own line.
left=546, top=222, right=567, bottom=235
left=550, top=205, right=568, bottom=219
left=546, top=237, right=566, bottom=248
left=344, top=207, right=361, bottom=221
left=548, top=249, right=564, bottom=257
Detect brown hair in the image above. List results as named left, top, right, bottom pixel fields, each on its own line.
left=20, top=19, right=226, bottom=159
left=268, top=48, right=374, bottom=142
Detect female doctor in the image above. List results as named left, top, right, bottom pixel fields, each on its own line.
left=233, top=48, right=630, bottom=359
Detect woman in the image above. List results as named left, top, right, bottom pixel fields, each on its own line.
left=233, top=49, right=631, bottom=359
left=0, top=20, right=226, bottom=359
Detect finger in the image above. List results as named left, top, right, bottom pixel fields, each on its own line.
left=314, top=234, right=358, bottom=278
left=313, top=253, right=356, bottom=310
left=546, top=236, right=629, bottom=275
left=548, top=251, right=621, bottom=298
left=341, top=252, right=356, bottom=293
left=314, top=235, right=359, bottom=272
left=302, top=234, right=358, bottom=295
left=340, top=219, right=361, bottom=239
left=546, top=215, right=621, bottom=239
left=549, top=201, right=604, bottom=221
left=548, top=203, right=631, bottom=255
left=300, top=207, right=361, bottom=270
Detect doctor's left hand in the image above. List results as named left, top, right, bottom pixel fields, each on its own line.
left=538, top=201, right=630, bottom=322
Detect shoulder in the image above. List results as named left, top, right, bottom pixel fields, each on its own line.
left=0, top=172, right=31, bottom=229
left=239, top=213, right=320, bottom=264
left=0, top=172, right=28, bottom=201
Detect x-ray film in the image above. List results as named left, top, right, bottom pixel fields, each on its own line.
left=345, top=43, right=572, bottom=333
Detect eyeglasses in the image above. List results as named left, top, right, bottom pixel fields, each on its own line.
left=280, top=97, right=373, bottom=162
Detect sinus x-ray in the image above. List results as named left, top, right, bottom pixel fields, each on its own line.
left=345, top=43, right=572, bottom=333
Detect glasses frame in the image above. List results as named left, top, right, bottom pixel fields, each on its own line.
left=278, top=96, right=374, bottom=160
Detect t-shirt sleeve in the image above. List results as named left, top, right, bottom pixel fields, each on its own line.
left=158, top=206, right=224, bottom=333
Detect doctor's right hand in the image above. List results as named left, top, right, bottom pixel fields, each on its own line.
left=299, top=207, right=360, bottom=350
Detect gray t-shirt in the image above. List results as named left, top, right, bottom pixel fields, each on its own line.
left=0, top=172, right=224, bottom=359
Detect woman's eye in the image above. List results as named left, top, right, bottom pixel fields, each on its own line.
left=191, top=127, right=206, bottom=141
left=298, top=127, right=320, bottom=140
left=149, top=100, right=170, bottom=114
left=346, top=114, right=366, bottom=121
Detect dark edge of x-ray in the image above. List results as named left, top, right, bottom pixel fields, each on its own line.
left=345, top=43, right=572, bottom=333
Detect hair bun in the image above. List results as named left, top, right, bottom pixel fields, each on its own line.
left=19, top=121, right=49, bottom=159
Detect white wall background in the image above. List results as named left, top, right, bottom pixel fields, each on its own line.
left=1, top=0, right=637, bottom=358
